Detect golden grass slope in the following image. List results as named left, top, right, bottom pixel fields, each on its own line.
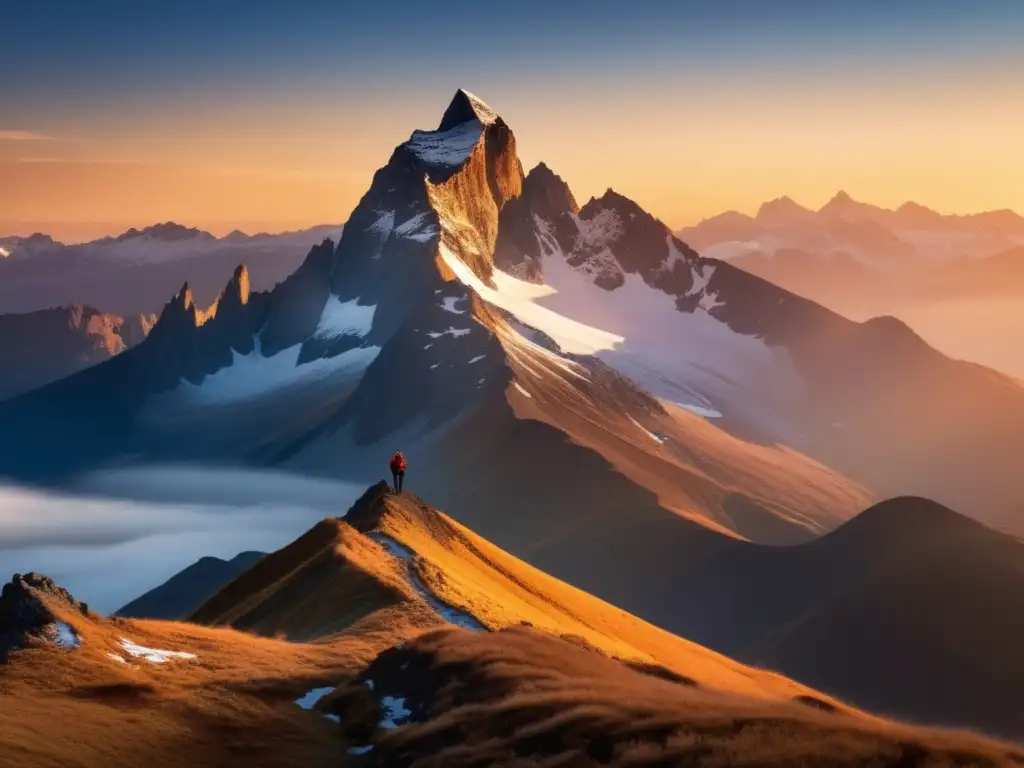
left=3, top=484, right=1021, bottom=767
left=328, top=626, right=1024, bottom=767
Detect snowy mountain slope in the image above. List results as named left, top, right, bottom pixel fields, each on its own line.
left=3, top=89, right=1024, bottom=535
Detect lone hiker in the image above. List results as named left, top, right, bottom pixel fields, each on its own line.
left=389, top=450, right=407, bottom=493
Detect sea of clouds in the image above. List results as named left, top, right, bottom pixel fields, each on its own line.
left=0, top=464, right=364, bottom=614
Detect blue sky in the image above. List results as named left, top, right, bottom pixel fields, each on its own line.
left=2, top=0, right=1022, bottom=238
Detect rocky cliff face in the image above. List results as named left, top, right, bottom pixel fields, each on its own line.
left=0, top=573, right=91, bottom=662
left=0, top=305, right=156, bottom=400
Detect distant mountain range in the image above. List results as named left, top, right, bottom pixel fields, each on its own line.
left=0, top=305, right=155, bottom=400
left=679, top=191, right=1024, bottom=266
left=115, top=551, right=266, bottom=620
left=677, top=193, right=1024, bottom=316
left=0, top=222, right=344, bottom=316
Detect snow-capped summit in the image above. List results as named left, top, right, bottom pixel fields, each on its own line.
left=4, top=88, right=1024, bottom=540
left=437, top=88, right=500, bottom=131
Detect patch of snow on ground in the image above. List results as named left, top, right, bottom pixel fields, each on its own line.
left=512, top=381, right=533, bottom=398
left=368, top=210, right=395, bottom=237
left=348, top=745, right=375, bottom=755
left=439, top=241, right=620, bottom=356
left=406, top=121, right=483, bottom=168
left=461, top=90, right=499, bottom=125
left=430, top=363, right=440, bottom=370
left=119, top=638, right=197, bottom=664
left=380, top=696, right=412, bottom=729
left=698, top=291, right=724, bottom=312
left=468, top=354, right=485, bottom=364
left=53, top=621, right=79, bottom=648
left=440, top=296, right=465, bottom=314
left=627, top=416, right=666, bottom=444
left=672, top=401, right=723, bottom=419
left=295, top=686, right=335, bottom=710
left=368, top=533, right=485, bottom=631
left=575, top=209, right=622, bottom=251
left=324, top=714, right=341, bottom=723
left=426, top=326, right=470, bottom=339
left=107, top=652, right=128, bottom=664
left=166, top=341, right=380, bottom=407
left=315, top=296, right=376, bottom=340
left=663, top=236, right=692, bottom=270
left=686, top=264, right=716, bottom=298
left=395, top=212, right=438, bottom=243
left=561, top=211, right=624, bottom=283
left=365, top=679, right=375, bottom=691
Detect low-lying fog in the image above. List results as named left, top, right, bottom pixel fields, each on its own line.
left=0, top=465, right=366, bottom=615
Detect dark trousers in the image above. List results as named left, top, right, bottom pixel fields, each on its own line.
left=392, top=470, right=404, bottom=492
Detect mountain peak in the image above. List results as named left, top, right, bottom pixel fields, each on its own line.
left=757, top=196, right=812, bottom=221
left=522, top=162, right=579, bottom=216
left=223, top=263, right=251, bottom=306
left=830, top=190, right=854, bottom=205
left=437, top=88, right=500, bottom=131
left=171, top=282, right=194, bottom=311
left=586, top=187, right=647, bottom=220
left=114, top=222, right=215, bottom=243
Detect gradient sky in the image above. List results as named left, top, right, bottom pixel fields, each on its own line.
left=2, top=0, right=1022, bottom=242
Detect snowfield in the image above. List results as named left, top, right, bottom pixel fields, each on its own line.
left=158, top=339, right=380, bottom=408
left=119, top=637, right=197, bottom=663
left=395, top=212, right=438, bottom=242
left=315, top=295, right=377, bottom=340
left=437, top=235, right=806, bottom=435
left=406, top=120, right=483, bottom=168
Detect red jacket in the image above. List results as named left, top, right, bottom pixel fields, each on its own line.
left=389, top=453, right=407, bottom=473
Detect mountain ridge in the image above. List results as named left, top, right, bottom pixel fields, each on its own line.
left=4, top=485, right=1023, bottom=765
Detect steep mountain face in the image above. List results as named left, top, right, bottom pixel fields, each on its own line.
left=3, top=89, right=1024, bottom=540
left=0, top=305, right=155, bottom=400
left=0, top=223, right=343, bottom=315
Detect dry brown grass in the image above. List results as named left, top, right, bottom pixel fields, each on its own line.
left=353, top=487, right=840, bottom=704
left=336, top=626, right=1024, bottom=767
left=0, top=571, right=433, bottom=767
left=4, top=486, right=1020, bottom=767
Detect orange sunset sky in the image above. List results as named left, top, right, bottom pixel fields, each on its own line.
left=2, top=2, right=1022, bottom=242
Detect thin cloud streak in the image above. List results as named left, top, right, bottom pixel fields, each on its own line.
left=0, top=130, right=53, bottom=141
